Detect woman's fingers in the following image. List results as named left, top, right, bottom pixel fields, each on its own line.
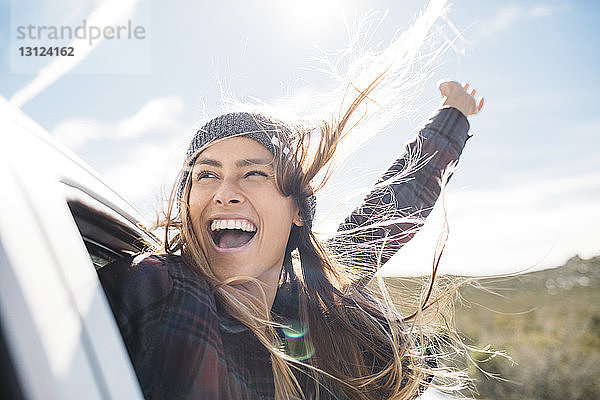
left=465, top=83, right=484, bottom=114
left=477, top=97, right=485, bottom=112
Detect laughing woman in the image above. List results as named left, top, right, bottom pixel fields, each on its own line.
left=99, top=78, right=483, bottom=400
left=98, top=3, right=486, bottom=398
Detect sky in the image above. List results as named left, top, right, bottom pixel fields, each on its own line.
left=1, top=0, right=599, bottom=277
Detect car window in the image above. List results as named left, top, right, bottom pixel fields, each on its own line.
left=62, top=183, right=159, bottom=270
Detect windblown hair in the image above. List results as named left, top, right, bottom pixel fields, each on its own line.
left=156, top=1, right=473, bottom=398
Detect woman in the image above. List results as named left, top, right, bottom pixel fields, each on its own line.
left=99, top=78, right=483, bottom=400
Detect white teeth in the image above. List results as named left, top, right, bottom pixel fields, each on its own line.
left=210, top=219, right=257, bottom=232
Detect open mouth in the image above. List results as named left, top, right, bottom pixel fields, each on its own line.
left=209, top=219, right=257, bottom=249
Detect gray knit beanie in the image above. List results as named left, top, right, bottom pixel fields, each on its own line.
left=178, top=112, right=316, bottom=224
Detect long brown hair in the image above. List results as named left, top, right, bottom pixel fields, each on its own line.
left=156, top=69, right=465, bottom=399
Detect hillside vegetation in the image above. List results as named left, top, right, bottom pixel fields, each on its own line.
left=386, top=255, right=600, bottom=399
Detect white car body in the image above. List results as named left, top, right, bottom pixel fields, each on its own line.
left=0, top=96, right=156, bottom=400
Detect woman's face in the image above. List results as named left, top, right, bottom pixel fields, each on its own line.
left=188, top=137, right=302, bottom=283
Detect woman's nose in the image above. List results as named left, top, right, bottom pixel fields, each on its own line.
left=213, top=180, right=243, bottom=205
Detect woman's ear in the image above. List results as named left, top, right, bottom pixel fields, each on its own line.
left=293, top=211, right=304, bottom=227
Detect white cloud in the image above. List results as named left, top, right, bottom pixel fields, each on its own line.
left=482, top=5, right=522, bottom=37
left=529, top=5, right=556, bottom=19
left=48, top=95, right=190, bottom=220
left=380, top=172, right=600, bottom=277
left=50, top=96, right=186, bottom=150
left=480, top=3, right=567, bottom=37
left=116, top=96, right=185, bottom=139
left=102, top=140, right=185, bottom=217
left=52, top=118, right=107, bottom=149
left=567, top=118, right=600, bottom=139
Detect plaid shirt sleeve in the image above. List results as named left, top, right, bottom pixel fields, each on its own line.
left=331, top=107, right=471, bottom=284
left=98, top=254, right=234, bottom=400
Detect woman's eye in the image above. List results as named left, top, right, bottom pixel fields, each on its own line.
left=196, top=171, right=218, bottom=181
left=245, top=170, right=269, bottom=178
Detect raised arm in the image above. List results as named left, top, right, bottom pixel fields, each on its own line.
left=330, top=81, right=483, bottom=285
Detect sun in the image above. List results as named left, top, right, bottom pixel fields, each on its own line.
left=269, top=0, right=349, bottom=38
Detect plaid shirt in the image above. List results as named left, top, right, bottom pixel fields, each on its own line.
left=99, top=107, right=470, bottom=400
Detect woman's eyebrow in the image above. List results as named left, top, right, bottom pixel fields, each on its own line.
left=236, top=158, right=274, bottom=167
left=194, top=158, right=221, bottom=167
left=194, top=158, right=273, bottom=168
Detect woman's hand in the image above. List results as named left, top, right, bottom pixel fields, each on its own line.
left=438, top=80, right=484, bottom=117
